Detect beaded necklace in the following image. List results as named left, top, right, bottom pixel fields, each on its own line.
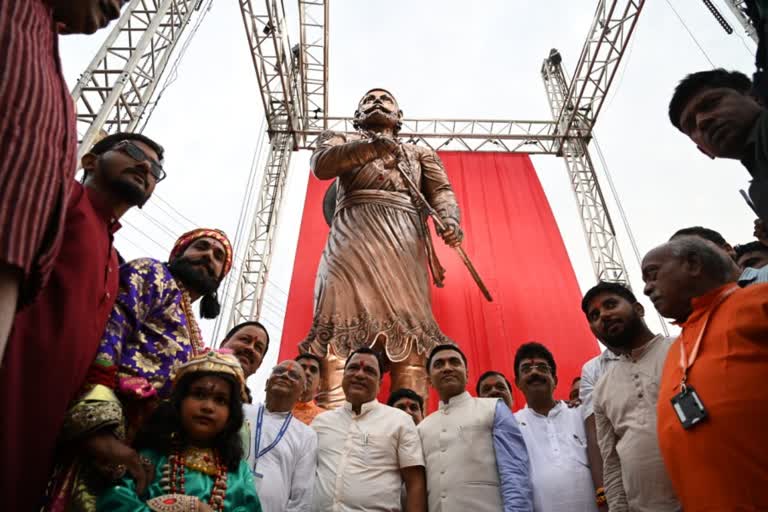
left=178, top=285, right=204, bottom=355
left=162, top=447, right=228, bottom=512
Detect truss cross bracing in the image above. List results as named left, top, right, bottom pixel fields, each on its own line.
left=72, top=0, right=199, bottom=160
left=73, top=0, right=645, bottom=335
left=723, top=0, right=759, bottom=43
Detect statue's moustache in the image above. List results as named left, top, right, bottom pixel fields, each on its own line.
left=362, top=104, right=394, bottom=115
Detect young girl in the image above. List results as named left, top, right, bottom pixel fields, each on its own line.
left=97, top=350, right=262, bottom=512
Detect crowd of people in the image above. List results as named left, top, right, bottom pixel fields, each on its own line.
left=3, top=1, right=768, bottom=511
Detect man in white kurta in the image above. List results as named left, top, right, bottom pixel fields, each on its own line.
left=513, top=342, right=598, bottom=512
left=418, top=344, right=532, bottom=512
left=244, top=360, right=317, bottom=512
left=312, top=348, right=426, bottom=512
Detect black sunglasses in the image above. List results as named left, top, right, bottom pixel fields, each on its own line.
left=114, top=141, right=166, bottom=182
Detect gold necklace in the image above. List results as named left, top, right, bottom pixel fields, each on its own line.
left=178, top=285, right=203, bottom=355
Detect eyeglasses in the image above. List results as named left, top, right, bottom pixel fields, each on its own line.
left=519, top=363, right=552, bottom=375
left=114, top=141, right=166, bottom=182
left=272, top=366, right=303, bottom=382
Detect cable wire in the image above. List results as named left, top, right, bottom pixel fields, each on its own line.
left=591, top=134, right=670, bottom=336
left=664, top=0, right=716, bottom=68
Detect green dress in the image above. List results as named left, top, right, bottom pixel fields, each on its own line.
left=97, top=449, right=262, bottom=512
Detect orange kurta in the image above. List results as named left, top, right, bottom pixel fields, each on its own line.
left=292, top=400, right=327, bottom=425
left=657, top=283, right=768, bottom=511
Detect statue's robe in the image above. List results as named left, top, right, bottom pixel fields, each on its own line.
left=301, top=131, right=460, bottom=362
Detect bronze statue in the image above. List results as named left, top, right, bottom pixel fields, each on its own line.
left=299, top=88, right=464, bottom=409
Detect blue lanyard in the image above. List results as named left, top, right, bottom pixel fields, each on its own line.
left=254, top=404, right=293, bottom=460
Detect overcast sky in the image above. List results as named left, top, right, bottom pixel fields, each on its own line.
left=59, top=0, right=757, bottom=398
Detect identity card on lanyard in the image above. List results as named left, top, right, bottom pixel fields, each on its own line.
left=252, top=404, right=293, bottom=489
left=671, top=285, right=738, bottom=430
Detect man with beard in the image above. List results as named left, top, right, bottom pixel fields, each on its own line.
left=513, top=343, right=598, bottom=512
left=312, top=348, right=426, bottom=511
left=245, top=361, right=316, bottom=512
left=418, top=344, right=531, bottom=512
left=476, top=370, right=514, bottom=409
left=300, top=88, right=463, bottom=410
left=221, top=321, right=270, bottom=380
left=643, top=236, right=768, bottom=511
left=0, top=132, right=164, bottom=510
left=292, top=353, right=326, bottom=425
left=582, top=282, right=680, bottom=512
left=47, top=228, right=233, bottom=511
left=0, top=0, right=125, bottom=369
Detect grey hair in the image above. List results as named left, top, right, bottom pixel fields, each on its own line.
left=668, top=236, right=736, bottom=282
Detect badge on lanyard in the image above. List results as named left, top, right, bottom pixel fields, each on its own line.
left=672, top=285, right=737, bottom=430
left=670, top=385, right=708, bottom=430
left=251, top=404, right=292, bottom=488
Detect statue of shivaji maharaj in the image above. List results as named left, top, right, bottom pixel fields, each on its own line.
left=299, top=88, right=464, bottom=409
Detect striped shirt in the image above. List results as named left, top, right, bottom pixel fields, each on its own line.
left=0, top=0, right=77, bottom=303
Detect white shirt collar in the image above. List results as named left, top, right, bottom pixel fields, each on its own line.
left=343, top=398, right=380, bottom=417
left=439, top=390, right=471, bottom=410
left=524, top=400, right=564, bottom=419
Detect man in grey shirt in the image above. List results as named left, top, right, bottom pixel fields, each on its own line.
left=582, top=282, right=680, bottom=512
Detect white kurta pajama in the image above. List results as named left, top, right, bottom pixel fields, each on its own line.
left=515, top=402, right=599, bottom=512
left=244, top=403, right=318, bottom=512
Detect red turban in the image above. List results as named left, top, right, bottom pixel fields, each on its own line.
left=170, top=228, right=233, bottom=279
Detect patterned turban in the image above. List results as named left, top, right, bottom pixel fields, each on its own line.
left=170, top=228, right=233, bottom=279
left=172, top=349, right=249, bottom=402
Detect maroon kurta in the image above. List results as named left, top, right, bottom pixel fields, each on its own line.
left=0, top=0, right=77, bottom=303
left=0, top=183, right=120, bottom=511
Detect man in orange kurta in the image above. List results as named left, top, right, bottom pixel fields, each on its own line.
left=642, top=235, right=768, bottom=511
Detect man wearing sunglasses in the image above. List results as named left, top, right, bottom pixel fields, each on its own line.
left=513, top=342, right=599, bottom=512
left=244, top=361, right=317, bottom=512
left=0, top=132, right=164, bottom=509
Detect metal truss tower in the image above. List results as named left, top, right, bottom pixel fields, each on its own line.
left=540, top=0, right=645, bottom=284
left=73, top=0, right=646, bottom=334
left=723, top=0, right=758, bottom=43
left=225, top=0, right=310, bottom=327
left=71, top=0, right=201, bottom=159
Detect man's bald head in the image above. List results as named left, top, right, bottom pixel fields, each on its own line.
left=265, top=360, right=306, bottom=407
left=642, top=236, right=738, bottom=322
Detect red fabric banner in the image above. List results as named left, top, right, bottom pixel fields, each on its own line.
left=278, top=152, right=599, bottom=410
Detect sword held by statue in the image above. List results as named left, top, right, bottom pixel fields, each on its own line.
left=372, top=135, right=493, bottom=302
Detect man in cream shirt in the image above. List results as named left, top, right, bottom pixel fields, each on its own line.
left=311, top=347, right=426, bottom=511
left=418, top=344, right=532, bottom=512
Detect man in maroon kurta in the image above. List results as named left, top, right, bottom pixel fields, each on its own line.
left=0, top=133, right=165, bottom=510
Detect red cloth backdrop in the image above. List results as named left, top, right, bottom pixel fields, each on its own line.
left=278, top=152, right=599, bottom=411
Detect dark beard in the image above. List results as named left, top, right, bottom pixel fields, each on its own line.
left=100, top=156, right=151, bottom=206
left=110, top=176, right=149, bottom=206
left=601, top=313, right=645, bottom=349
left=168, top=257, right=219, bottom=296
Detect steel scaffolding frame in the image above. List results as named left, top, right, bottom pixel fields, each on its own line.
left=723, top=0, right=758, bottom=43
left=542, top=49, right=629, bottom=284
left=298, top=0, right=329, bottom=135
left=72, top=0, right=645, bottom=335
left=71, top=0, right=199, bottom=160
